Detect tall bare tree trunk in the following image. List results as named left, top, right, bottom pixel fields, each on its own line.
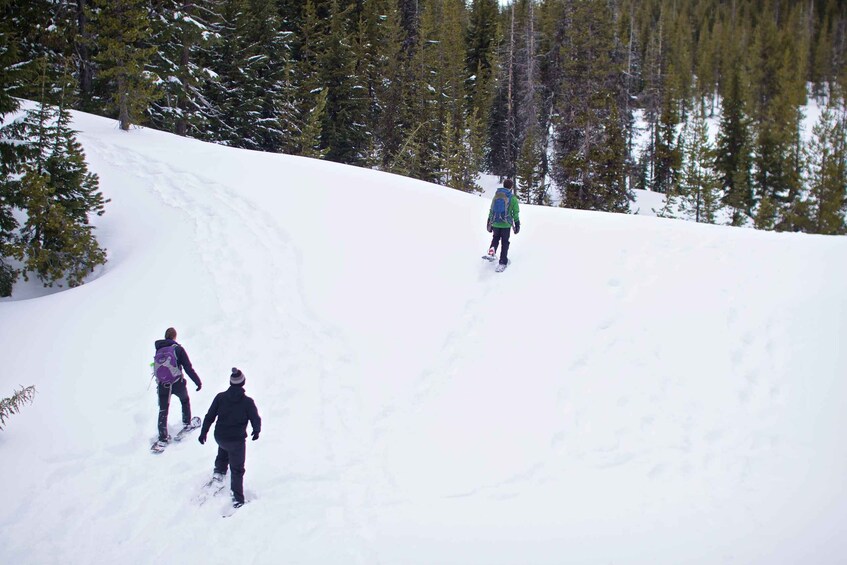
left=507, top=4, right=515, bottom=178
left=176, top=41, right=190, bottom=136
left=77, top=0, right=93, bottom=105
left=118, top=76, right=130, bottom=131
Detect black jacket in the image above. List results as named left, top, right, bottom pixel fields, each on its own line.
left=201, top=385, right=261, bottom=442
left=154, top=339, right=202, bottom=387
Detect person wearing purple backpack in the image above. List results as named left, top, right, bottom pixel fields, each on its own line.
left=152, top=327, right=202, bottom=451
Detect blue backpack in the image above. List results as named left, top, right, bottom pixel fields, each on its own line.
left=153, top=344, right=183, bottom=385
left=490, top=188, right=513, bottom=225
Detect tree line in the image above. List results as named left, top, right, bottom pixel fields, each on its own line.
left=1, top=0, right=846, bottom=294
left=493, top=0, right=846, bottom=233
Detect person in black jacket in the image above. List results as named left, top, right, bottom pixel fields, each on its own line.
left=154, top=327, right=202, bottom=446
left=199, top=367, right=261, bottom=508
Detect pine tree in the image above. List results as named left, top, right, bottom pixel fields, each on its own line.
left=15, top=167, right=107, bottom=287
left=318, top=0, right=369, bottom=165
left=652, top=87, right=682, bottom=195
left=0, top=385, right=36, bottom=431
left=535, top=0, right=566, bottom=201
left=244, top=0, right=296, bottom=152
left=617, top=1, right=640, bottom=191
left=749, top=4, right=806, bottom=230
left=203, top=0, right=295, bottom=151
left=694, top=16, right=718, bottom=106
left=1, top=0, right=82, bottom=292
left=275, top=0, right=302, bottom=30
left=394, top=0, right=472, bottom=188
left=489, top=2, right=518, bottom=179
left=463, top=106, right=487, bottom=193
left=754, top=193, right=778, bottom=230
left=466, top=0, right=499, bottom=174
left=678, top=103, right=721, bottom=223
left=0, top=0, right=25, bottom=295
left=777, top=4, right=814, bottom=232
left=298, top=87, right=328, bottom=158
left=639, top=12, right=673, bottom=195
left=665, top=3, right=692, bottom=120
left=755, top=80, right=805, bottom=231
left=0, top=7, right=85, bottom=293
left=285, top=0, right=368, bottom=165
left=806, top=104, right=847, bottom=234
left=716, top=64, right=754, bottom=226
left=466, top=0, right=500, bottom=111
left=290, top=0, right=326, bottom=155
left=88, top=0, right=160, bottom=130
left=389, top=122, right=425, bottom=179
left=511, top=0, right=541, bottom=203
left=836, top=5, right=847, bottom=100
left=596, top=101, right=632, bottom=213
left=516, top=122, right=544, bottom=204
left=435, top=0, right=475, bottom=191
left=74, top=0, right=97, bottom=112
left=552, top=0, right=629, bottom=212
left=403, top=0, right=444, bottom=183
left=440, top=110, right=462, bottom=188
left=203, top=0, right=243, bottom=145
left=353, top=0, right=407, bottom=169
left=810, top=10, right=832, bottom=97
left=10, top=99, right=107, bottom=288
left=149, top=0, right=218, bottom=137
left=2, top=0, right=69, bottom=101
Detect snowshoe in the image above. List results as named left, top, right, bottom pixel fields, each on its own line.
left=174, top=416, right=201, bottom=442
left=495, top=260, right=510, bottom=273
left=150, top=439, right=169, bottom=454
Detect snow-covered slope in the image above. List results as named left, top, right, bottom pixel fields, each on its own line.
left=1, top=110, right=846, bottom=564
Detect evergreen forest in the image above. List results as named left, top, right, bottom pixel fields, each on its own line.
left=1, top=0, right=846, bottom=294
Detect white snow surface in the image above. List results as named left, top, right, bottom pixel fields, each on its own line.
left=2, top=110, right=847, bottom=564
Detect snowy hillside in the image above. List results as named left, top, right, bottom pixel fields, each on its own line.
left=1, top=110, right=847, bottom=564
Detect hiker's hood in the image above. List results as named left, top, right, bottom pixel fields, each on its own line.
left=154, top=338, right=177, bottom=350
left=223, top=384, right=246, bottom=402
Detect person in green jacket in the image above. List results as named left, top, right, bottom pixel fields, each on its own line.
left=486, top=178, right=521, bottom=267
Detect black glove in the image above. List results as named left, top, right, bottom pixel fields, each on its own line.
left=252, top=431, right=260, bottom=441
left=514, top=221, right=521, bottom=234
left=196, top=382, right=202, bottom=391
left=486, top=218, right=493, bottom=233
left=198, top=434, right=206, bottom=445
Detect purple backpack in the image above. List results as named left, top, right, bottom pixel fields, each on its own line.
left=153, top=344, right=183, bottom=385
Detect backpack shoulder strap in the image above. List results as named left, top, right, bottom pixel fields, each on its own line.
left=171, top=342, right=184, bottom=366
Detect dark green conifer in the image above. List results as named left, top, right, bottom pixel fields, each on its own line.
left=0, top=0, right=24, bottom=295
left=352, top=0, right=407, bottom=168
left=679, top=103, right=721, bottom=223
left=552, top=0, right=629, bottom=212
left=149, top=0, right=218, bottom=137
left=88, top=0, right=161, bottom=130
left=806, top=106, right=847, bottom=234
left=318, top=0, right=369, bottom=165
left=716, top=65, right=754, bottom=226
left=10, top=99, right=107, bottom=288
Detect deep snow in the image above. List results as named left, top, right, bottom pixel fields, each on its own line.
left=1, top=110, right=846, bottom=564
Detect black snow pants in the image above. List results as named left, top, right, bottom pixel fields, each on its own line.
left=214, top=437, right=247, bottom=504
left=157, top=378, right=191, bottom=441
left=489, top=226, right=512, bottom=265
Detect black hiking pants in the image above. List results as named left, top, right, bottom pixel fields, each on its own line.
left=489, top=227, right=511, bottom=265
left=157, top=378, right=191, bottom=441
left=214, top=437, right=247, bottom=504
